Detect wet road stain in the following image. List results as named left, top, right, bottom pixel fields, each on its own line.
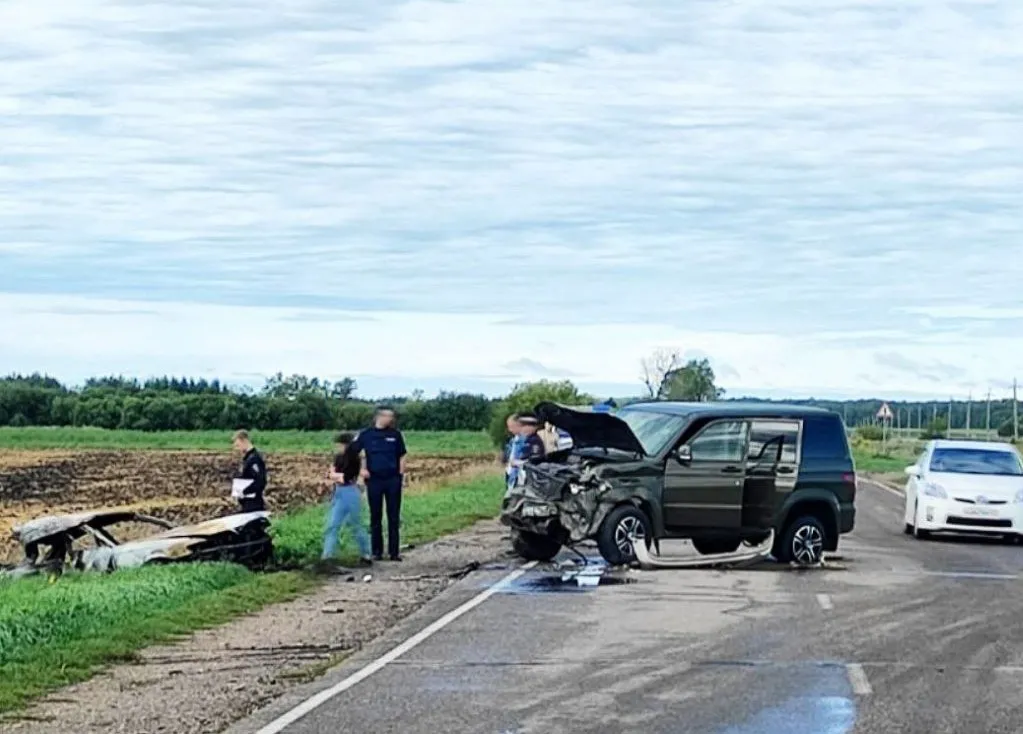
left=716, top=695, right=855, bottom=734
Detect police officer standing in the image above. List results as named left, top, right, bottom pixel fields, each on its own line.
left=351, top=406, right=407, bottom=561
left=231, top=430, right=268, bottom=513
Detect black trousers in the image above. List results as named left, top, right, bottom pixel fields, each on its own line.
left=366, top=476, right=402, bottom=558
left=239, top=497, right=266, bottom=513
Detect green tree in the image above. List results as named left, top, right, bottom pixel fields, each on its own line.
left=488, top=380, right=594, bottom=447
left=659, top=359, right=724, bottom=401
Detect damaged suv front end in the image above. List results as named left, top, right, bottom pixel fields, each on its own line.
left=500, top=402, right=672, bottom=563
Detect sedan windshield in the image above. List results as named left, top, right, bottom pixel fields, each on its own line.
left=929, top=448, right=1023, bottom=476
left=615, top=410, right=688, bottom=456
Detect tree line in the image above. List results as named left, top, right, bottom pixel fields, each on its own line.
left=1, top=367, right=1019, bottom=439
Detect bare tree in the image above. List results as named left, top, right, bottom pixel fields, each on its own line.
left=640, top=348, right=683, bottom=397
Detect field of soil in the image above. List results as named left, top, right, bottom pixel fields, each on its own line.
left=0, top=450, right=491, bottom=563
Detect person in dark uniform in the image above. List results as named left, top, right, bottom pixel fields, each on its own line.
left=351, top=406, right=407, bottom=561
left=232, top=430, right=268, bottom=513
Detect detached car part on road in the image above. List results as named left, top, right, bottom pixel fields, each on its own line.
left=500, top=401, right=857, bottom=567
left=2, top=510, right=273, bottom=578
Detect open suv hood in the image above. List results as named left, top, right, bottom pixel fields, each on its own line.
left=535, top=402, right=646, bottom=456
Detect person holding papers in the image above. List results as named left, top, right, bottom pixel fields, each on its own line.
left=231, top=430, right=268, bottom=513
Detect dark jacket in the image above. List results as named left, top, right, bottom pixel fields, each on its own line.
left=352, top=427, right=407, bottom=479
left=236, top=448, right=268, bottom=500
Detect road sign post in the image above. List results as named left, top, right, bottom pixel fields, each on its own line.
left=877, top=402, right=893, bottom=452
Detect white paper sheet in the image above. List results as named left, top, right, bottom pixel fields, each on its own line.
left=231, top=478, right=254, bottom=498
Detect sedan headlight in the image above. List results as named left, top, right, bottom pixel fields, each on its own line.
left=1014, top=488, right=1023, bottom=504
left=921, top=482, right=947, bottom=499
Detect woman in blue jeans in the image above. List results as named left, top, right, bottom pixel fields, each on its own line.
left=321, top=433, right=373, bottom=566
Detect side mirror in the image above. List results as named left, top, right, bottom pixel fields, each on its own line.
left=675, top=445, right=692, bottom=465
left=904, top=465, right=919, bottom=477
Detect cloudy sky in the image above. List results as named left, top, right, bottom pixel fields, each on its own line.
left=2, top=0, right=1021, bottom=400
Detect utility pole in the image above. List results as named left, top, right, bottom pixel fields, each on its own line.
left=932, top=404, right=938, bottom=424
left=917, top=405, right=922, bottom=431
left=966, top=392, right=972, bottom=438
left=986, top=389, right=992, bottom=438
left=1014, top=378, right=1019, bottom=442
left=947, top=396, right=953, bottom=438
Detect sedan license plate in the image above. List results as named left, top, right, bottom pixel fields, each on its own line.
left=962, top=506, right=999, bottom=517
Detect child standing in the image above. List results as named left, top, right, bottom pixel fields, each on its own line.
left=321, top=432, right=373, bottom=566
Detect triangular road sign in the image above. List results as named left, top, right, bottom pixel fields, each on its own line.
left=876, top=402, right=893, bottom=420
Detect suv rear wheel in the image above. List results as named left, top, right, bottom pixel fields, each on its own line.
left=775, top=515, right=826, bottom=566
left=510, top=530, right=562, bottom=562
left=597, top=505, right=652, bottom=566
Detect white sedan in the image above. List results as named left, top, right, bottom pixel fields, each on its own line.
left=904, top=439, right=1023, bottom=540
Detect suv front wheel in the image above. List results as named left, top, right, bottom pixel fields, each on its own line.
left=597, top=505, right=652, bottom=566
left=775, top=515, right=827, bottom=566
left=510, top=530, right=562, bottom=562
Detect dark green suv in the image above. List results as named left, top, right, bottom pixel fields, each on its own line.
left=500, top=401, right=857, bottom=566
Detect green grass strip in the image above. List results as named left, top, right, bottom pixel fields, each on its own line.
left=0, top=427, right=493, bottom=455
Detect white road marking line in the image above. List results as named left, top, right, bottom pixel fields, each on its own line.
left=846, top=663, right=872, bottom=696
left=864, top=480, right=904, bottom=498
left=816, top=593, right=834, bottom=611
left=923, top=571, right=1018, bottom=580
left=252, top=561, right=539, bottom=734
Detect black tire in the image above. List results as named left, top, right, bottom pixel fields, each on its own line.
left=510, top=530, right=562, bottom=562
left=596, top=505, right=652, bottom=566
left=692, top=538, right=742, bottom=556
left=903, top=523, right=913, bottom=535
left=774, top=515, right=827, bottom=565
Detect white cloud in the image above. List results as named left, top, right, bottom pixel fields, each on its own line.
left=3, top=294, right=1022, bottom=399
left=1, top=0, right=1022, bottom=397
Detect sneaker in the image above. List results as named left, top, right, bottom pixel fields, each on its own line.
left=388, top=554, right=403, bottom=562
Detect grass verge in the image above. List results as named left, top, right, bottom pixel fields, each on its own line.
left=0, top=471, right=506, bottom=714
left=271, top=471, right=506, bottom=567
left=0, top=427, right=493, bottom=455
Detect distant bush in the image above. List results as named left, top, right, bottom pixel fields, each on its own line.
left=854, top=425, right=884, bottom=441
left=919, top=419, right=947, bottom=440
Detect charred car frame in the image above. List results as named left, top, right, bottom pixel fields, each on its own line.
left=501, top=401, right=857, bottom=566
left=2, top=510, right=273, bottom=578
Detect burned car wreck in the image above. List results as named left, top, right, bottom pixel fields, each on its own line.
left=501, top=401, right=857, bottom=566
left=2, top=510, right=273, bottom=578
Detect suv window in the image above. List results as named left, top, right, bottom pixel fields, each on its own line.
left=689, top=420, right=748, bottom=462
left=800, top=415, right=851, bottom=460
left=748, top=420, right=799, bottom=464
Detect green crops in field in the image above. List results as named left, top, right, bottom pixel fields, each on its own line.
left=0, top=427, right=494, bottom=455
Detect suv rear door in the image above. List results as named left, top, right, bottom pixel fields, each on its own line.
left=744, top=419, right=801, bottom=528
left=663, top=419, right=749, bottom=530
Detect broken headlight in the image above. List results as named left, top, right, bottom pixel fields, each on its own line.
left=521, top=504, right=557, bottom=517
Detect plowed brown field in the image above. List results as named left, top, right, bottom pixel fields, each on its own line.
left=0, top=450, right=491, bottom=562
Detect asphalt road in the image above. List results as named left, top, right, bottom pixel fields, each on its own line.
left=229, top=481, right=1023, bottom=734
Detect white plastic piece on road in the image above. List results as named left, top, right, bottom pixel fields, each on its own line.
left=846, top=663, right=873, bottom=696
left=816, top=593, right=834, bottom=611
left=252, top=561, right=539, bottom=734
left=632, top=530, right=775, bottom=570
